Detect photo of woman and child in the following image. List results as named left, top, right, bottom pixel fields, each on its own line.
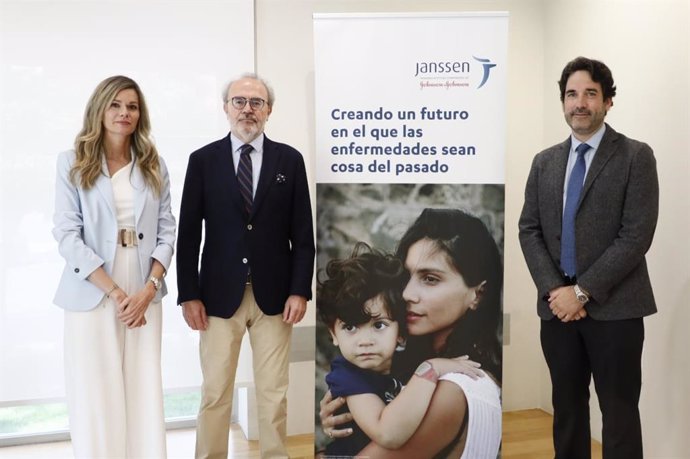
left=315, top=184, right=504, bottom=459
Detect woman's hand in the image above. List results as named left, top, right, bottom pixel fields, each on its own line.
left=117, top=283, right=154, bottom=328
left=319, top=390, right=354, bottom=439
left=429, top=355, right=485, bottom=380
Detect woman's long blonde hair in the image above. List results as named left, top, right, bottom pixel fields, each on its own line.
left=70, top=75, right=161, bottom=195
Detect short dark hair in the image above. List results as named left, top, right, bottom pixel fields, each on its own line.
left=558, top=56, right=617, bottom=102
left=317, top=242, right=406, bottom=334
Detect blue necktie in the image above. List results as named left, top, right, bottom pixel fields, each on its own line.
left=237, top=144, right=253, bottom=215
left=560, top=143, right=591, bottom=277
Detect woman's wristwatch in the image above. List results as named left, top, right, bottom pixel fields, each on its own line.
left=148, top=275, right=162, bottom=291
left=414, top=360, right=439, bottom=383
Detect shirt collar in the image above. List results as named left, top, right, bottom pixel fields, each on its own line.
left=571, top=123, right=606, bottom=153
left=230, top=133, right=264, bottom=153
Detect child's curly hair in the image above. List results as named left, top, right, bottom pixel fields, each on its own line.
left=317, top=242, right=407, bottom=334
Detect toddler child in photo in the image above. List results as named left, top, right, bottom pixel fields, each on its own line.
left=318, top=242, right=480, bottom=457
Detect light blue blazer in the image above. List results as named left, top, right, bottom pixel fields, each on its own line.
left=53, top=149, right=176, bottom=311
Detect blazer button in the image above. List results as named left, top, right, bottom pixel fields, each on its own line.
left=138, top=233, right=144, bottom=240
left=74, top=268, right=80, bottom=273
left=247, top=224, right=253, bottom=230
left=242, top=258, right=248, bottom=264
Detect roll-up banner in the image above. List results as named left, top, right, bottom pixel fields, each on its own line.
left=314, top=12, right=508, bottom=457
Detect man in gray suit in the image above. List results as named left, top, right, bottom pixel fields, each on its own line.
left=519, top=57, right=658, bottom=459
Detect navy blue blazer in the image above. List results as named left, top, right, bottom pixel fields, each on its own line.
left=176, top=134, right=315, bottom=318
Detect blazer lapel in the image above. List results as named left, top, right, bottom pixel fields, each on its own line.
left=223, top=135, right=246, bottom=217
left=95, top=156, right=116, bottom=218
left=550, top=137, right=571, bottom=217
left=252, top=136, right=280, bottom=217
left=581, top=124, right=618, bottom=201
left=131, top=156, right=147, bottom=223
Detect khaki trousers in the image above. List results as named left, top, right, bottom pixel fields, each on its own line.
left=196, top=285, right=292, bottom=459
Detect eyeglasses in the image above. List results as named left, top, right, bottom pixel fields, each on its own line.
left=229, top=97, right=266, bottom=110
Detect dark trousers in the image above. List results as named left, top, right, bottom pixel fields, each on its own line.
left=541, top=316, right=644, bottom=459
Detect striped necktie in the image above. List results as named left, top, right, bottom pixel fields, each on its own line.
left=560, top=142, right=591, bottom=277
left=237, top=144, right=253, bottom=215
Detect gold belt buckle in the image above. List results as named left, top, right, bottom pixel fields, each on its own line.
left=119, top=228, right=138, bottom=247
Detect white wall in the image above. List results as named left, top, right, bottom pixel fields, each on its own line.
left=254, top=0, right=690, bottom=456
left=537, top=2, right=690, bottom=455
left=0, top=0, right=255, bottom=402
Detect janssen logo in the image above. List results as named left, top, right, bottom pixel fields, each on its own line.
left=415, top=56, right=496, bottom=89
left=414, top=60, right=471, bottom=77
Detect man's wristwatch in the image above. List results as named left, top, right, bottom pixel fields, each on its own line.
left=414, top=360, right=438, bottom=383
left=574, top=284, right=589, bottom=304
left=148, top=275, right=162, bottom=291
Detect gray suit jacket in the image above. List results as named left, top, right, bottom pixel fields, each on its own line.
left=519, top=124, right=659, bottom=320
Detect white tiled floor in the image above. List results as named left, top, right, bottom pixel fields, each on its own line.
left=0, top=428, right=196, bottom=458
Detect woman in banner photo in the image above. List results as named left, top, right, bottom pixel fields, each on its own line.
left=317, top=241, right=484, bottom=458
left=319, top=208, right=503, bottom=458
left=52, top=75, right=175, bottom=458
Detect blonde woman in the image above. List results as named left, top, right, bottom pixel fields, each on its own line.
left=53, top=75, right=175, bottom=458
